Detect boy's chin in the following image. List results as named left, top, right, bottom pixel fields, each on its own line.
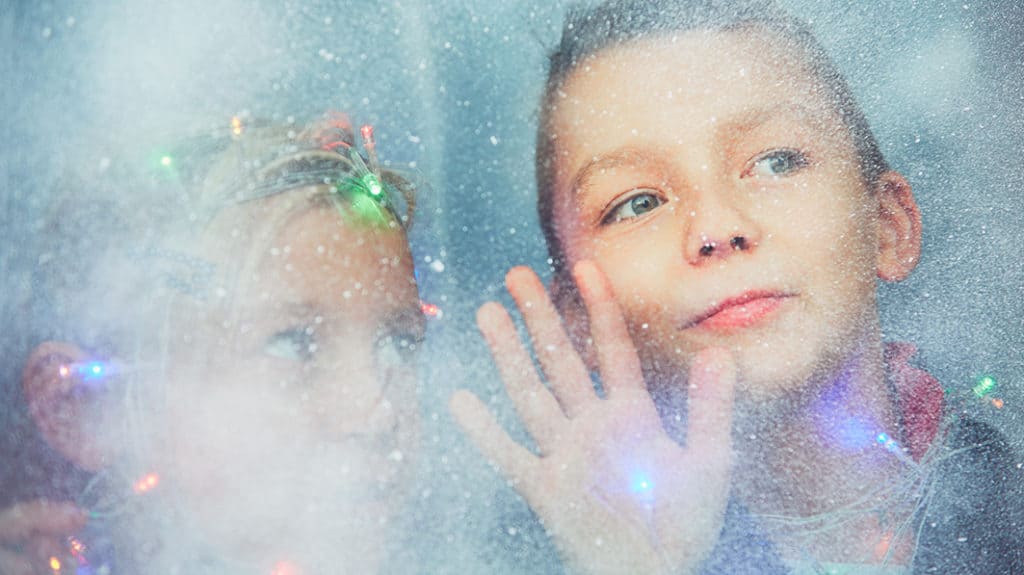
left=732, top=344, right=828, bottom=395
left=647, top=343, right=825, bottom=407
left=735, top=359, right=809, bottom=398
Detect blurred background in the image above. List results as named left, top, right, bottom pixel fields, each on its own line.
left=2, top=0, right=1021, bottom=569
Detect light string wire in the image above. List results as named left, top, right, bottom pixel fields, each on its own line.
left=755, top=414, right=1003, bottom=571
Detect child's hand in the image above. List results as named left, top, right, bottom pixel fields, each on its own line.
left=0, top=500, right=84, bottom=575
left=450, top=262, right=736, bottom=575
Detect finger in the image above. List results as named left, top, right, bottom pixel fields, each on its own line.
left=685, top=347, right=737, bottom=478
left=0, top=548, right=35, bottom=575
left=0, top=502, right=85, bottom=541
left=572, top=261, right=645, bottom=397
left=505, top=266, right=594, bottom=416
left=477, top=302, right=567, bottom=449
left=449, top=390, right=540, bottom=489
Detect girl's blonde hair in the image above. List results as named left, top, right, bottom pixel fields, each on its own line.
left=32, top=115, right=418, bottom=352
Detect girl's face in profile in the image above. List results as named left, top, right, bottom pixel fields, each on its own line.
left=156, top=189, right=424, bottom=570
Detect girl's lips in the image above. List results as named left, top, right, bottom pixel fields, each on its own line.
left=686, top=292, right=792, bottom=331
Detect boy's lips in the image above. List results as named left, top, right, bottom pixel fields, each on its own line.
left=684, top=291, right=795, bottom=331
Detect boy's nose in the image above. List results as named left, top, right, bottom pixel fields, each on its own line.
left=682, top=192, right=761, bottom=265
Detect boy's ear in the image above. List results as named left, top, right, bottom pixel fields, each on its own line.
left=550, top=272, right=599, bottom=373
left=874, top=171, right=922, bottom=282
left=22, top=341, right=115, bottom=471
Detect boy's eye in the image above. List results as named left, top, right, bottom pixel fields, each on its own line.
left=264, top=327, right=317, bottom=362
left=745, top=148, right=809, bottom=178
left=602, top=190, right=665, bottom=224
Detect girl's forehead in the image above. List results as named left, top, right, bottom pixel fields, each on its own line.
left=192, top=188, right=359, bottom=268
left=238, top=208, right=415, bottom=308
left=173, top=189, right=415, bottom=310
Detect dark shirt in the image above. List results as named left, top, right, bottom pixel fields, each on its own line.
left=912, top=416, right=1024, bottom=574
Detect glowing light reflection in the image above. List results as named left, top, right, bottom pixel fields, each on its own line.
left=420, top=301, right=442, bottom=318
left=630, top=472, right=654, bottom=497
left=68, top=537, right=87, bottom=564
left=132, top=472, right=160, bottom=494
left=973, top=375, right=997, bottom=398
left=79, top=361, right=107, bottom=381
left=271, top=561, right=301, bottom=575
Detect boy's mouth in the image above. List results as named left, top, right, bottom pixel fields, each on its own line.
left=684, top=291, right=794, bottom=331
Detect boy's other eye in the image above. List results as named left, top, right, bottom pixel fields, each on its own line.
left=264, top=327, right=317, bottom=362
left=745, top=148, right=809, bottom=178
left=602, top=190, right=665, bottom=224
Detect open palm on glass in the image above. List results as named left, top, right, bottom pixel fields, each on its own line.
left=450, top=262, right=737, bottom=575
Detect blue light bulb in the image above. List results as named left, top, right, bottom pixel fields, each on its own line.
left=79, top=361, right=108, bottom=382
left=631, top=473, right=653, bottom=494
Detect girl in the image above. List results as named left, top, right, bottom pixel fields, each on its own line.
left=1, top=114, right=427, bottom=574
left=451, top=1, right=1023, bottom=574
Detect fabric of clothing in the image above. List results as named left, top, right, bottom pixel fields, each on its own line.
left=888, top=343, right=1024, bottom=575
left=684, top=341, right=1024, bottom=575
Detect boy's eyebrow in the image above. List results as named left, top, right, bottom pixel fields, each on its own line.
left=570, top=146, right=653, bottom=197
left=569, top=103, right=835, bottom=196
left=718, top=102, right=834, bottom=137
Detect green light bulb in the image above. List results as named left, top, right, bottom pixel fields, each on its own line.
left=346, top=193, right=388, bottom=227
left=973, top=375, right=997, bottom=398
left=361, top=173, right=383, bottom=196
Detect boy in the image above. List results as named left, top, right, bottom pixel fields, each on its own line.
left=451, top=1, right=1023, bottom=573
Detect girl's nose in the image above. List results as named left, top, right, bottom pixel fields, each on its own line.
left=310, top=359, right=399, bottom=440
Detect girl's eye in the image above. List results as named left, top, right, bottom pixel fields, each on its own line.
left=746, top=148, right=809, bottom=178
left=375, top=332, right=422, bottom=369
left=602, top=190, right=665, bottom=224
left=264, top=327, right=317, bottom=362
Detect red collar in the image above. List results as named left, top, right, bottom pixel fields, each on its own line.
left=884, top=342, right=944, bottom=461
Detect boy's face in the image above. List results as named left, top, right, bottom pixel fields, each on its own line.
left=160, top=193, right=424, bottom=570
left=547, top=31, right=897, bottom=399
